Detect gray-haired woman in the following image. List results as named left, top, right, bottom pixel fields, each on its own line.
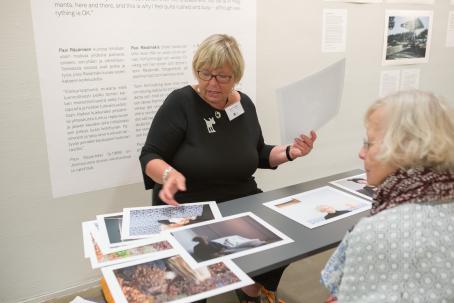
left=321, top=90, right=454, bottom=302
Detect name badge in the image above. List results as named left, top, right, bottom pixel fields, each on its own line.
left=225, top=101, right=244, bottom=121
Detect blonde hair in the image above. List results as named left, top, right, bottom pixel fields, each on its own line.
left=366, top=90, right=454, bottom=170
left=192, top=34, right=244, bottom=83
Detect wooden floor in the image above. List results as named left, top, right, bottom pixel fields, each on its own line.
left=46, top=249, right=333, bottom=303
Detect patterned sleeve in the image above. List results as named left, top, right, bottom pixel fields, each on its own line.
left=320, top=231, right=350, bottom=297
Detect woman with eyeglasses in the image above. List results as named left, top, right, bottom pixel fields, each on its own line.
left=139, top=34, right=317, bottom=303
left=321, top=90, right=454, bottom=303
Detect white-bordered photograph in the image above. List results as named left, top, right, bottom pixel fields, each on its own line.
left=96, top=212, right=160, bottom=254
left=83, top=220, right=174, bottom=269
left=167, top=212, right=293, bottom=268
left=329, top=173, right=376, bottom=200
left=382, top=10, right=433, bottom=65
left=122, top=202, right=222, bottom=240
left=263, top=186, right=371, bottom=229
left=101, top=252, right=253, bottom=303
left=82, top=220, right=97, bottom=258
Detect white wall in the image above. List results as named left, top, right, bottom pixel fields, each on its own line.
left=255, top=0, right=454, bottom=191
left=0, top=1, right=453, bottom=302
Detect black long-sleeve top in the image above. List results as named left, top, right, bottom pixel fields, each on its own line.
left=139, top=85, right=275, bottom=205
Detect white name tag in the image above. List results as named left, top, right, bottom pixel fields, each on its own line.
left=225, top=101, right=244, bottom=121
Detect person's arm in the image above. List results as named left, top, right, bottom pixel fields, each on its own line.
left=144, top=159, right=186, bottom=206
left=269, top=131, right=317, bottom=167
left=139, top=90, right=187, bottom=205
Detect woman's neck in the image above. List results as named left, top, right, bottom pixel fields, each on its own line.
left=193, top=85, right=235, bottom=110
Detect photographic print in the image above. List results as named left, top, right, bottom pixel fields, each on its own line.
left=82, top=220, right=97, bottom=258
left=87, top=225, right=174, bottom=269
left=263, top=186, right=371, bottom=229
left=382, top=10, right=433, bottom=65
left=96, top=213, right=158, bottom=254
left=122, top=202, right=222, bottom=240
left=329, top=173, right=376, bottom=200
left=168, top=212, right=293, bottom=267
left=102, top=253, right=253, bottom=303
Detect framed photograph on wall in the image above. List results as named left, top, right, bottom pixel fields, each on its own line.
left=382, top=10, right=433, bottom=65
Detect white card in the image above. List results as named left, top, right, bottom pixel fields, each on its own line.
left=225, top=101, right=244, bottom=121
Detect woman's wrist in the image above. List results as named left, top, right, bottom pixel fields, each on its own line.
left=162, top=167, right=174, bottom=184
left=285, top=145, right=294, bottom=161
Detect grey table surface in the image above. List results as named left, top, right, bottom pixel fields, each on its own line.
left=218, top=169, right=369, bottom=277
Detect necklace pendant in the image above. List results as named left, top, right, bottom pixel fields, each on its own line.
left=215, top=111, right=221, bottom=119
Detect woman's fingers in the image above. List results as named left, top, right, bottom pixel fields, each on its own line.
left=159, top=172, right=186, bottom=206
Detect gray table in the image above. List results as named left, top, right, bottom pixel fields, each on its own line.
left=218, top=169, right=369, bottom=277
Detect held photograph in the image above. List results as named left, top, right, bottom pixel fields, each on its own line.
left=168, top=212, right=293, bottom=267
left=121, top=202, right=222, bottom=240
left=263, top=186, right=371, bottom=229
left=382, top=10, right=433, bottom=65
left=102, top=253, right=253, bottom=303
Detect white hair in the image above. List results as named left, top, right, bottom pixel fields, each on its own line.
left=192, top=34, right=244, bottom=83
left=366, top=90, right=454, bottom=170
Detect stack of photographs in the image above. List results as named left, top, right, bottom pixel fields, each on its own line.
left=83, top=172, right=374, bottom=301
left=82, top=202, right=293, bottom=302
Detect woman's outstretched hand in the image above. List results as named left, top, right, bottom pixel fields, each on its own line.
left=290, top=130, right=317, bottom=159
left=159, top=169, right=186, bottom=206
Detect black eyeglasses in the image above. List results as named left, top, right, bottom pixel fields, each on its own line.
left=197, top=70, right=233, bottom=84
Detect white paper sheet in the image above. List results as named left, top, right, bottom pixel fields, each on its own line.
left=322, top=9, right=348, bottom=53
left=276, top=59, right=345, bottom=143
left=69, top=297, right=97, bottom=303
left=82, top=220, right=98, bottom=258
left=167, top=212, right=293, bottom=268
left=122, top=202, right=222, bottom=240
left=379, top=68, right=420, bottom=97
left=400, top=68, right=420, bottom=90
left=379, top=70, right=400, bottom=97
left=102, top=253, right=253, bottom=303
left=446, top=11, right=454, bottom=47
left=263, top=186, right=371, bottom=229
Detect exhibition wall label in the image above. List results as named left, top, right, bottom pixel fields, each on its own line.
left=31, top=0, right=256, bottom=197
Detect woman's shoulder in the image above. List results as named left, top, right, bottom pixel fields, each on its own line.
left=237, top=91, right=256, bottom=111
left=238, top=90, right=253, bottom=103
left=161, top=85, right=194, bottom=109
left=166, top=85, right=194, bottom=101
left=354, top=201, right=454, bottom=234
